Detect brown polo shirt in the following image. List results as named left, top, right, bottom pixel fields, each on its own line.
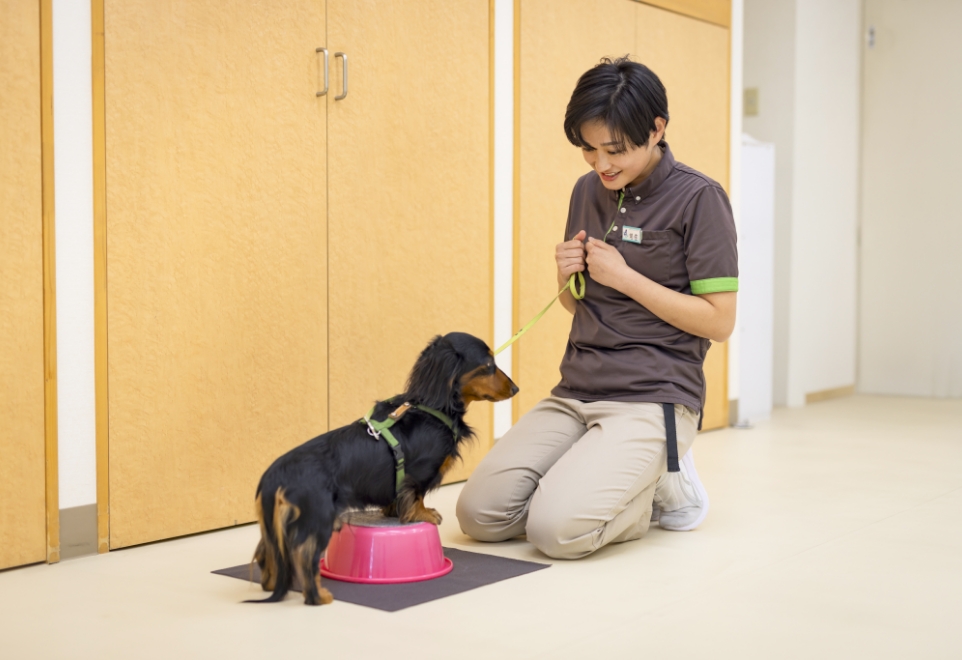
left=551, top=144, right=738, bottom=412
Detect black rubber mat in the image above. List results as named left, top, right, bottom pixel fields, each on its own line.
left=214, top=547, right=549, bottom=612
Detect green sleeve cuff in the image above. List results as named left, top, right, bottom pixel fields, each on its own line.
left=690, top=277, right=739, bottom=294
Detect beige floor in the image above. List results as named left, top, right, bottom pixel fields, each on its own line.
left=2, top=395, right=961, bottom=659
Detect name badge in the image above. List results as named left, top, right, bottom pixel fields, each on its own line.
left=622, top=226, right=642, bottom=244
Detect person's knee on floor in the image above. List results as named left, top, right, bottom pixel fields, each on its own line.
left=524, top=489, right=602, bottom=560
left=456, top=477, right=527, bottom=543
left=525, top=513, right=590, bottom=560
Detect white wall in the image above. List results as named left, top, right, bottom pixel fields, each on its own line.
left=744, top=0, right=861, bottom=407
left=859, top=0, right=962, bottom=397
left=739, top=136, right=776, bottom=422
left=53, top=0, right=96, bottom=508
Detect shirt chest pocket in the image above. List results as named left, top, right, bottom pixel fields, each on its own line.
left=618, top=229, right=673, bottom=285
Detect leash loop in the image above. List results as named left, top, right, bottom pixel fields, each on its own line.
left=568, top=270, right=586, bottom=300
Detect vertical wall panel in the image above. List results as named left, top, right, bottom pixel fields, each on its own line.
left=0, top=0, right=47, bottom=569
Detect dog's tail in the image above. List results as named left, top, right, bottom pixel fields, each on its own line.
left=243, top=487, right=299, bottom=603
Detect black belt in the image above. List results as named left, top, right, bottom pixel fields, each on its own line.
left=663, top=403, right=680, bottom=473
left=662, top=403, right=704, bottom=473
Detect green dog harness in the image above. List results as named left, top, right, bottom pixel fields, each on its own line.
left=361, top=399, right=459, bottom=494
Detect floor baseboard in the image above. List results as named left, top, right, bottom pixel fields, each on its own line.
left=806, top=385, right=856, bottom=404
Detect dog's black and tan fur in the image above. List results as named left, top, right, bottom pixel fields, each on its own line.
left=247, top=332, right=518, bottom=605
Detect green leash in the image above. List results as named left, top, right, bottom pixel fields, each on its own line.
left=493, top=272, right=585, bottom=356
left=362, top=400, right=458, bottom=494
left=493, top=191, right=624, bottom=357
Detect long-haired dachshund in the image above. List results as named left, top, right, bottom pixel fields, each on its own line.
left=247, top=332, right=518, bottom=605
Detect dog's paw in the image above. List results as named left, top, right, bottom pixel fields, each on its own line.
left=304, top=588, right=334, bottom=606
left=400, top=506, right=443, bottom=525
left=421, top=507, right=443, bottom=525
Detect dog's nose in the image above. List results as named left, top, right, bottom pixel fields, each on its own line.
left=510, top=383, right=519, bottom=396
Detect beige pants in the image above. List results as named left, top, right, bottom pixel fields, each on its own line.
left=456, top=396, right=698, bottom=559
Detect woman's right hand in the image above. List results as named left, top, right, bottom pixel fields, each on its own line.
left=555, top=230, right=587, bottom=288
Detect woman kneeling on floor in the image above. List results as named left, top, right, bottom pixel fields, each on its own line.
left=456, top=57, right=738, bottom=559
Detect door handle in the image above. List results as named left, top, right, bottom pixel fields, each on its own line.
left=316, top=47, right=328, bottom=96
left=334, top=52, right=348, bottom=100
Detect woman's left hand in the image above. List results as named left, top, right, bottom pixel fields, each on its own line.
left=585, top=238, right=631, bottom=291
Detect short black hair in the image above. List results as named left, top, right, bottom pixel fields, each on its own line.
left=564, top=56, right=669, bottom=151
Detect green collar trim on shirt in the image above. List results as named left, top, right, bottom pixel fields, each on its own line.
left=691, top=277, right=739, bottom=295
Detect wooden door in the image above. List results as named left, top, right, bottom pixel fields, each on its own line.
left=104, top=0, right=328, bottom=548
left=0, top=0, right=47, bottom=569
left=516, top=0, right=731, bottom=430
left=326, top=0, right=492, bottom=483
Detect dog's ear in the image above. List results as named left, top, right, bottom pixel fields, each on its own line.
left=405, top=335, right=464, bottom=410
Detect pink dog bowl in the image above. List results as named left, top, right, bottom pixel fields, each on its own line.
left=319, top=511, right=453, bottom=584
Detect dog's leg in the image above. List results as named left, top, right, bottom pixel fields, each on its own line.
left=253, top=494, right=277, bottom=591
left=396, top=485, right=443, bottom=525
left=381, top=500, right=399, bottom=518
left=439, top=455, right=458, bottom=478
left=243, top=488, right=299, bottom=603
left=402, top=496, right=443, bottom=525
left=311, top=537, right=333, bottom=607
left=293, top=537, right=332, bottom=606
left=269, top=488, right=298, bottom=597
left=292, top=498, right=336, bottom=606
left=312, top=526, right=334, bottom=605
left=253, top=538, right=275, bottom=591
left=313, top=573, right=333, bottom=606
